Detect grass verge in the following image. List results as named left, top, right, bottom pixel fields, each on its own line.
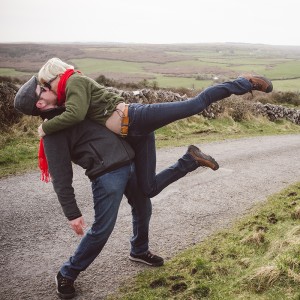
left=155, top=115, right=300, bottom=148
left=1, top=115, right=300, bottom=178
left=0, top=116, right=40, bottom=178
left=109, top=182, right=300, bottom=300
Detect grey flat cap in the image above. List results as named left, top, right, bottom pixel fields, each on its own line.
left=14, top=76, right=40, bottom=116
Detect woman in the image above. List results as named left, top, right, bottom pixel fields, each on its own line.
left=37, top=58, right=273, bottom=197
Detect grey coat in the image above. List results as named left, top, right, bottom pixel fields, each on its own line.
left=43, top=119, right=134, bottom=220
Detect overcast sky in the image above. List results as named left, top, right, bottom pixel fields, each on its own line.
left=1, top=0, right=299, bottom=46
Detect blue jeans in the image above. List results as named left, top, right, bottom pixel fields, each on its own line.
left=126, top=78, right=252, bottom=197
left=60, top=163, right=151, bottom=281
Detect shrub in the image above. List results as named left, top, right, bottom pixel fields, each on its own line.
left=95, top=74, right=159, bottom=90
left=220, top=96, right=259, bottom=122
left=272, top=91, right=300, bottom=107
left=0, top=81, right=22, bottom=132
left=0, top=76, right=23, bottom=85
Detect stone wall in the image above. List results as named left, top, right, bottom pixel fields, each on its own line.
left=107, top=87, right=187, bottom=104
left=1, top=83, right=299, bottom=130
left=254, top=103, right=300, bottom=125
left=107, top=87, right=300, bottom=125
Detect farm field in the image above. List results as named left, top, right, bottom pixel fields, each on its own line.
left=0, top=42, right=300, bottom=91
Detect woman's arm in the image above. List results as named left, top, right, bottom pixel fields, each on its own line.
left=42, top=79, right=91, bottom=135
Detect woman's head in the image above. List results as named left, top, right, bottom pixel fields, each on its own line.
left=38, top=58, right=74, bottom=84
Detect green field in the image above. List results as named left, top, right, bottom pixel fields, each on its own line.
left=0, top=43, right=299, bottom=91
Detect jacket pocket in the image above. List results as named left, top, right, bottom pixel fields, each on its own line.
left=89, top=143, right=104, bottom=165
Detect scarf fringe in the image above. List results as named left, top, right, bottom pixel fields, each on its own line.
left=38, top=138, right=51, bottom=183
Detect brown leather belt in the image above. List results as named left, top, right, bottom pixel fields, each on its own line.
left=120, top=104, right=129, bottom=137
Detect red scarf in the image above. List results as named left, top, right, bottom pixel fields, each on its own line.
left=57, top=69, right=75, bottom=105
left=38, top=138, right=50, bottom=182
left=38, top=69, right=81, bottom=182
left=57, top=69, right=81, bottom=105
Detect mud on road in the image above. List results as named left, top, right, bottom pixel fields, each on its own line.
left=1, top=134, right=300, bottom=299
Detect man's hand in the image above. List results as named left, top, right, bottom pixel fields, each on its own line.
left=69, top=216, right=87, bottom=236
left=38, top=124, right=46, bottom=137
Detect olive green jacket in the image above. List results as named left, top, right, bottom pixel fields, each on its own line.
left=42, top=73, right=124, bottom=134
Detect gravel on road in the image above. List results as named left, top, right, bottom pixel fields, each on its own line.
left=1, top=134, right=300, bottom=300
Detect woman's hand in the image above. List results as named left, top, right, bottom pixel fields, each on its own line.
left=38, top=124, right=46, bottom=137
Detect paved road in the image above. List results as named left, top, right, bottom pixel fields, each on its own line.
left=1, top=134, right=300, bottom=299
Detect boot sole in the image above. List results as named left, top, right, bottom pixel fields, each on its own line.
left=199, top=156, right=219, bottom=170
left=188, top=146, right=219, bottom=170
left=255, top=75, right=273, bottom=93
left=55, top=275, right=76, bottom=299
left=245, top=75, right=273, bottom=93
left=129, top=256, right=164, bottom=267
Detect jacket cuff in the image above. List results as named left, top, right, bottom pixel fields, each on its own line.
left=67, top=213, right=83, bottom=221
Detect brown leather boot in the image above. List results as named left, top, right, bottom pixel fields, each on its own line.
left=242, top=75, right=273, bottom=93
left=187, top=145, right=219, bottom=171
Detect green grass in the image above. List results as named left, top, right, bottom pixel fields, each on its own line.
left=0, top=67, right=31, bottom=77
left=154, top=115, right=300, bottom=148
left=70, top=58, right=150, bottom=74
left=0, top=116, right=40, bottom=178
left=109, top=182, right=300, bottom=300
left=154, top=75, right=211, bottom=90
left=273, top=78, right=300, bottom=92
left=1, top=115, right=299, bottom=179
left=0, top=134, right=39, bottom=177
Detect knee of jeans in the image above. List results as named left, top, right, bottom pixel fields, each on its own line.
left=89, top=221, right=115, bottom=238
left=141, top=182, right=157, bottom=198
left=132, top=204, right=151, bottom=226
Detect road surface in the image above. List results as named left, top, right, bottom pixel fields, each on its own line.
left=1, top=134, right=300, bottom=299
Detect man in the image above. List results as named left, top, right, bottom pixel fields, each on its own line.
left=14, top=77, right=164, bottom=299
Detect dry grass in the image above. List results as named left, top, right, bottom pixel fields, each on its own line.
left=246, top=265, right=281, bottom=292
left=241, top=230, right=266, bottom=246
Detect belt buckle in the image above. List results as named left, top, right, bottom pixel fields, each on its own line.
left=120, top=104, right=129, bottom=137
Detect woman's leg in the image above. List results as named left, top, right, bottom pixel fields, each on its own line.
left=124, top=164, right=152, bottom=255
left=125, top=78, right=252, bottom=197
left=128, top=77, right=252, bottom=135
left=124, top=76, right=271, bottom=197
left=126, top=133, right=200, bottom=197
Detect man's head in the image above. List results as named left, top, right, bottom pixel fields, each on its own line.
left=14, top=76, right=40, bottom=116
left=14, top=76, right=59, bottom=116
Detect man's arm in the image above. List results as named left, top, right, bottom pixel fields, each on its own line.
left=43, top=132, right=82, bottom=221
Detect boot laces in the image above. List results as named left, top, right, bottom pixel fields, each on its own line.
left=250, top=80, right=263, bottom=90
left=146, top=251, right=155, bottom=258
left=60, top=277, right=73, bottom=287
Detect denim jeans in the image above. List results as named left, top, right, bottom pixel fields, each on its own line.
left=126, top=78, right=252, bottom=197
left=60, top=163, right=152, bottom=281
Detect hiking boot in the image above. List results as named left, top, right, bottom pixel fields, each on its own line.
left=55, top=272, right=76, bottom=299
left=129, top=251, right=164, bottom=267
left=187, top=145, right=219, bottom=171
left=242, top=75, right=273, bottom=93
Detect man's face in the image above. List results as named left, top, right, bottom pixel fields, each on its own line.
left=35, top=85, right=58, bottom=111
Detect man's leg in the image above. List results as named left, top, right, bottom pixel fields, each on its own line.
left=124, top=165, right=163, bottom=267
left=56, top=164, right=131, bottom=298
